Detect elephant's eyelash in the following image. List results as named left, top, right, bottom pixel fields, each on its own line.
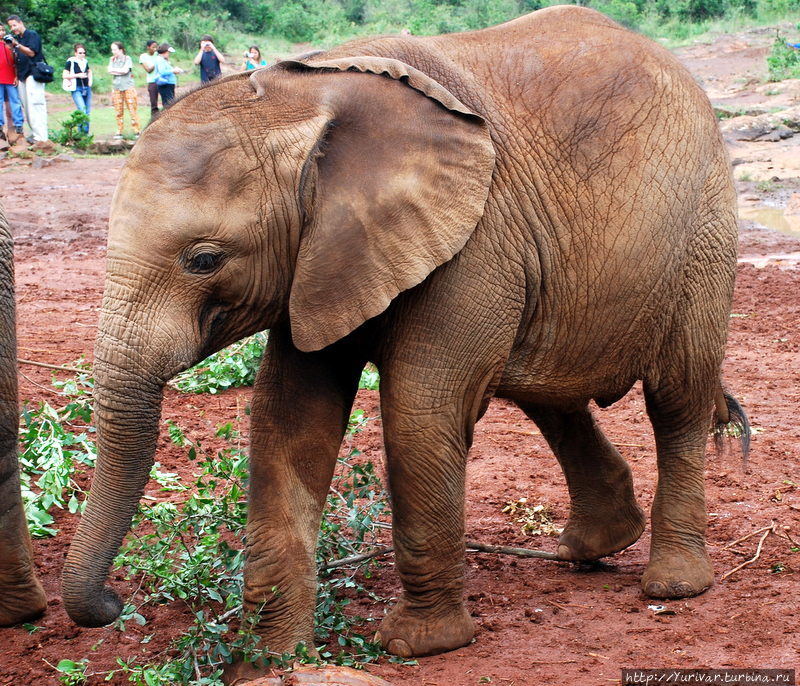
left=185, top=251, right=225, bottom=274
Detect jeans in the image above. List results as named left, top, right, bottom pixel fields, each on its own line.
left=157, top=83, right=175, bottom=107
left=0, top=82, right=24, bottom=129
left=71, top=85, right=92, bottom=133
left=17, top=75, right=48, bottom=142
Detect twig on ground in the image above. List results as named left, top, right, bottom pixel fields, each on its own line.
left=722, top=523, right=775, bottom=550
left=17, top=357, right=89, bottom=375
left=721, top=521, right=776, bottom=581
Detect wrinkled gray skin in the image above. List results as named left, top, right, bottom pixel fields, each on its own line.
left=0, top=204, right=47, bottom=626
left=64, top=6, right=745, bottom=675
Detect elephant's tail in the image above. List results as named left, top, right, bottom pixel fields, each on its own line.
left=712, top=384, right=751, bottom=466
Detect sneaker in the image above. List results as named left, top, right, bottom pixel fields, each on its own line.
left=25, top=135, right=34, bottom=144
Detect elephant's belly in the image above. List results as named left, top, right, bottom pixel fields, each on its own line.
left=495, top=354, right=639, bottom=410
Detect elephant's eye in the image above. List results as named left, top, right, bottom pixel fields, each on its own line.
left=186, top=251, right=224, bottom=274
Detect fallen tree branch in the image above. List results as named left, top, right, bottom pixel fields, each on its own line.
left=321, top=540, right=562, bottom=570
left=466, top=541, right=561, bottom=560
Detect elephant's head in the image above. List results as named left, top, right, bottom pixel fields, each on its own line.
left=63, top=58, right=495, bottom=627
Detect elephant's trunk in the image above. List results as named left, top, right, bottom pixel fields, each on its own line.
left=62, top=344, right=166, bottom=627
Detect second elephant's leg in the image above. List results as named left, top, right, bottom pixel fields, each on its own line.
left=242, top=325, right=364, bottom=654
left=517, top=403, right=645, bottom=560
left=0, top=459, right=48, bottom=626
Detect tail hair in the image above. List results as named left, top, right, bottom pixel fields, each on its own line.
left=712, top=389, right=751, bottom=467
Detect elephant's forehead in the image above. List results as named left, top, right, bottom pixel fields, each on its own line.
left=109, top=169, right=258, bottom=252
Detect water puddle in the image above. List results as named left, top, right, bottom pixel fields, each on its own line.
left=739, top=206, right=800, bottom=236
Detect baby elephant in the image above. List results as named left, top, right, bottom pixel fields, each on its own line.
left=63, top=5, right=748, bottom=677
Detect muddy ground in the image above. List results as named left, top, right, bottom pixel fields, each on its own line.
left=0, top=26, right=798, bottom=686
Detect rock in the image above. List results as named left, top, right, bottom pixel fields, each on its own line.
left=53, top=154, right=76, bottom=163
left=31, top=139, right=56, bottom=153
left=31, top=157, right=53, bottom=169
left=720, top=106, right=800, bottom=141
left=245, top=665, right=393, bottom=686
left=87, top=139, right=129, bottom=155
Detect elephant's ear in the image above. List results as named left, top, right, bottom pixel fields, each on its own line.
left=264, top=57, right=495, bottom=353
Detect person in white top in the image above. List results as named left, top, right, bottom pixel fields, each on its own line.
left=62, top=43, right=92, bottom=133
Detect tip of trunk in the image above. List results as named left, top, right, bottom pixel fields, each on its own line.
left=62, top=581, right=123, bottom=627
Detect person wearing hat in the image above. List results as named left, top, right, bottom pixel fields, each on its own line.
left=193, top=34, right=224, bottom=83
left=152, top=42, right=183, bottom=107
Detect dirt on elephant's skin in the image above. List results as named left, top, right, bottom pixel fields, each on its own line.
left=1, top=27, right=799, bottom=686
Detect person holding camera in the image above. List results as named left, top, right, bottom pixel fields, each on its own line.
left=0, top=28, right=24, bottom=144
left=240, top=45, right=267, bottom=71
left=193, top=35, right=224, bottom=83
left=5, top=14, right=48, bottom=143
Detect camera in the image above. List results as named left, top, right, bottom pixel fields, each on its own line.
left=2, top=34, right=14, bottom=44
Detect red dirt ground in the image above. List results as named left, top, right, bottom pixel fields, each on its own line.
left=1, top=28, right=798, bottom=686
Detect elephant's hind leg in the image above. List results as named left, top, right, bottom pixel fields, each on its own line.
left=640, top=380, right=715, bottom=599
left=517, top=403, right=646, bottom=561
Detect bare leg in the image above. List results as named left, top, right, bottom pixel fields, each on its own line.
left=518, top=402, right=645, bottom=560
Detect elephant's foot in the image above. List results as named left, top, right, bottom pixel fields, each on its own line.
left=642, top=548, right=714, bottom=599
left=557, top=500, right=646, bottom=561
left=0, top=578, right=47, bottom=626
left=375, top=598, right=474, bottom=657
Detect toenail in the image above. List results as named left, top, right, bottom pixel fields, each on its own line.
left=387, top=638, right=413, bottom=657
left=557, top=544, right=574, bottom=560
left=645, top=581, right=668, bottom=597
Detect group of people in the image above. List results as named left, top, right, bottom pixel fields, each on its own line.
left=63, top=39, right=186, bottom=140
left=1, top=15, right=270, bottom=146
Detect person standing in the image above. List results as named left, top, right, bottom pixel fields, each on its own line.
left=62, top=43, right=91, bottom=134
left=108, top=41, right=139, bottom=139
left=153, top=43, right=183, bottom=107
left=5, top=14, right=47, bottom=143
left=0, top=33, right=24, bottom=143
left=138, top=39, right=159, bottom=116
left=193, top=35, right=223, bottom=83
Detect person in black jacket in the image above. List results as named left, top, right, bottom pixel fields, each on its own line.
left=5, top=14, right=48, bottom=143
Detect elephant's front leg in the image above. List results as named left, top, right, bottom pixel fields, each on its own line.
left=375, top=399, right=478, bottom=657
left=242, top=326, right=364, bottom=654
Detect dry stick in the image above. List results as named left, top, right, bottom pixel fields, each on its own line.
left=721, top=522, right=776, bottom=581
left=466, top=541, right=561, bottom=560
left=322, top=541, right=562, bottom=570
left=17, top=357, right=88, bottom=375
left=722, top=523, right=775, bottom=550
